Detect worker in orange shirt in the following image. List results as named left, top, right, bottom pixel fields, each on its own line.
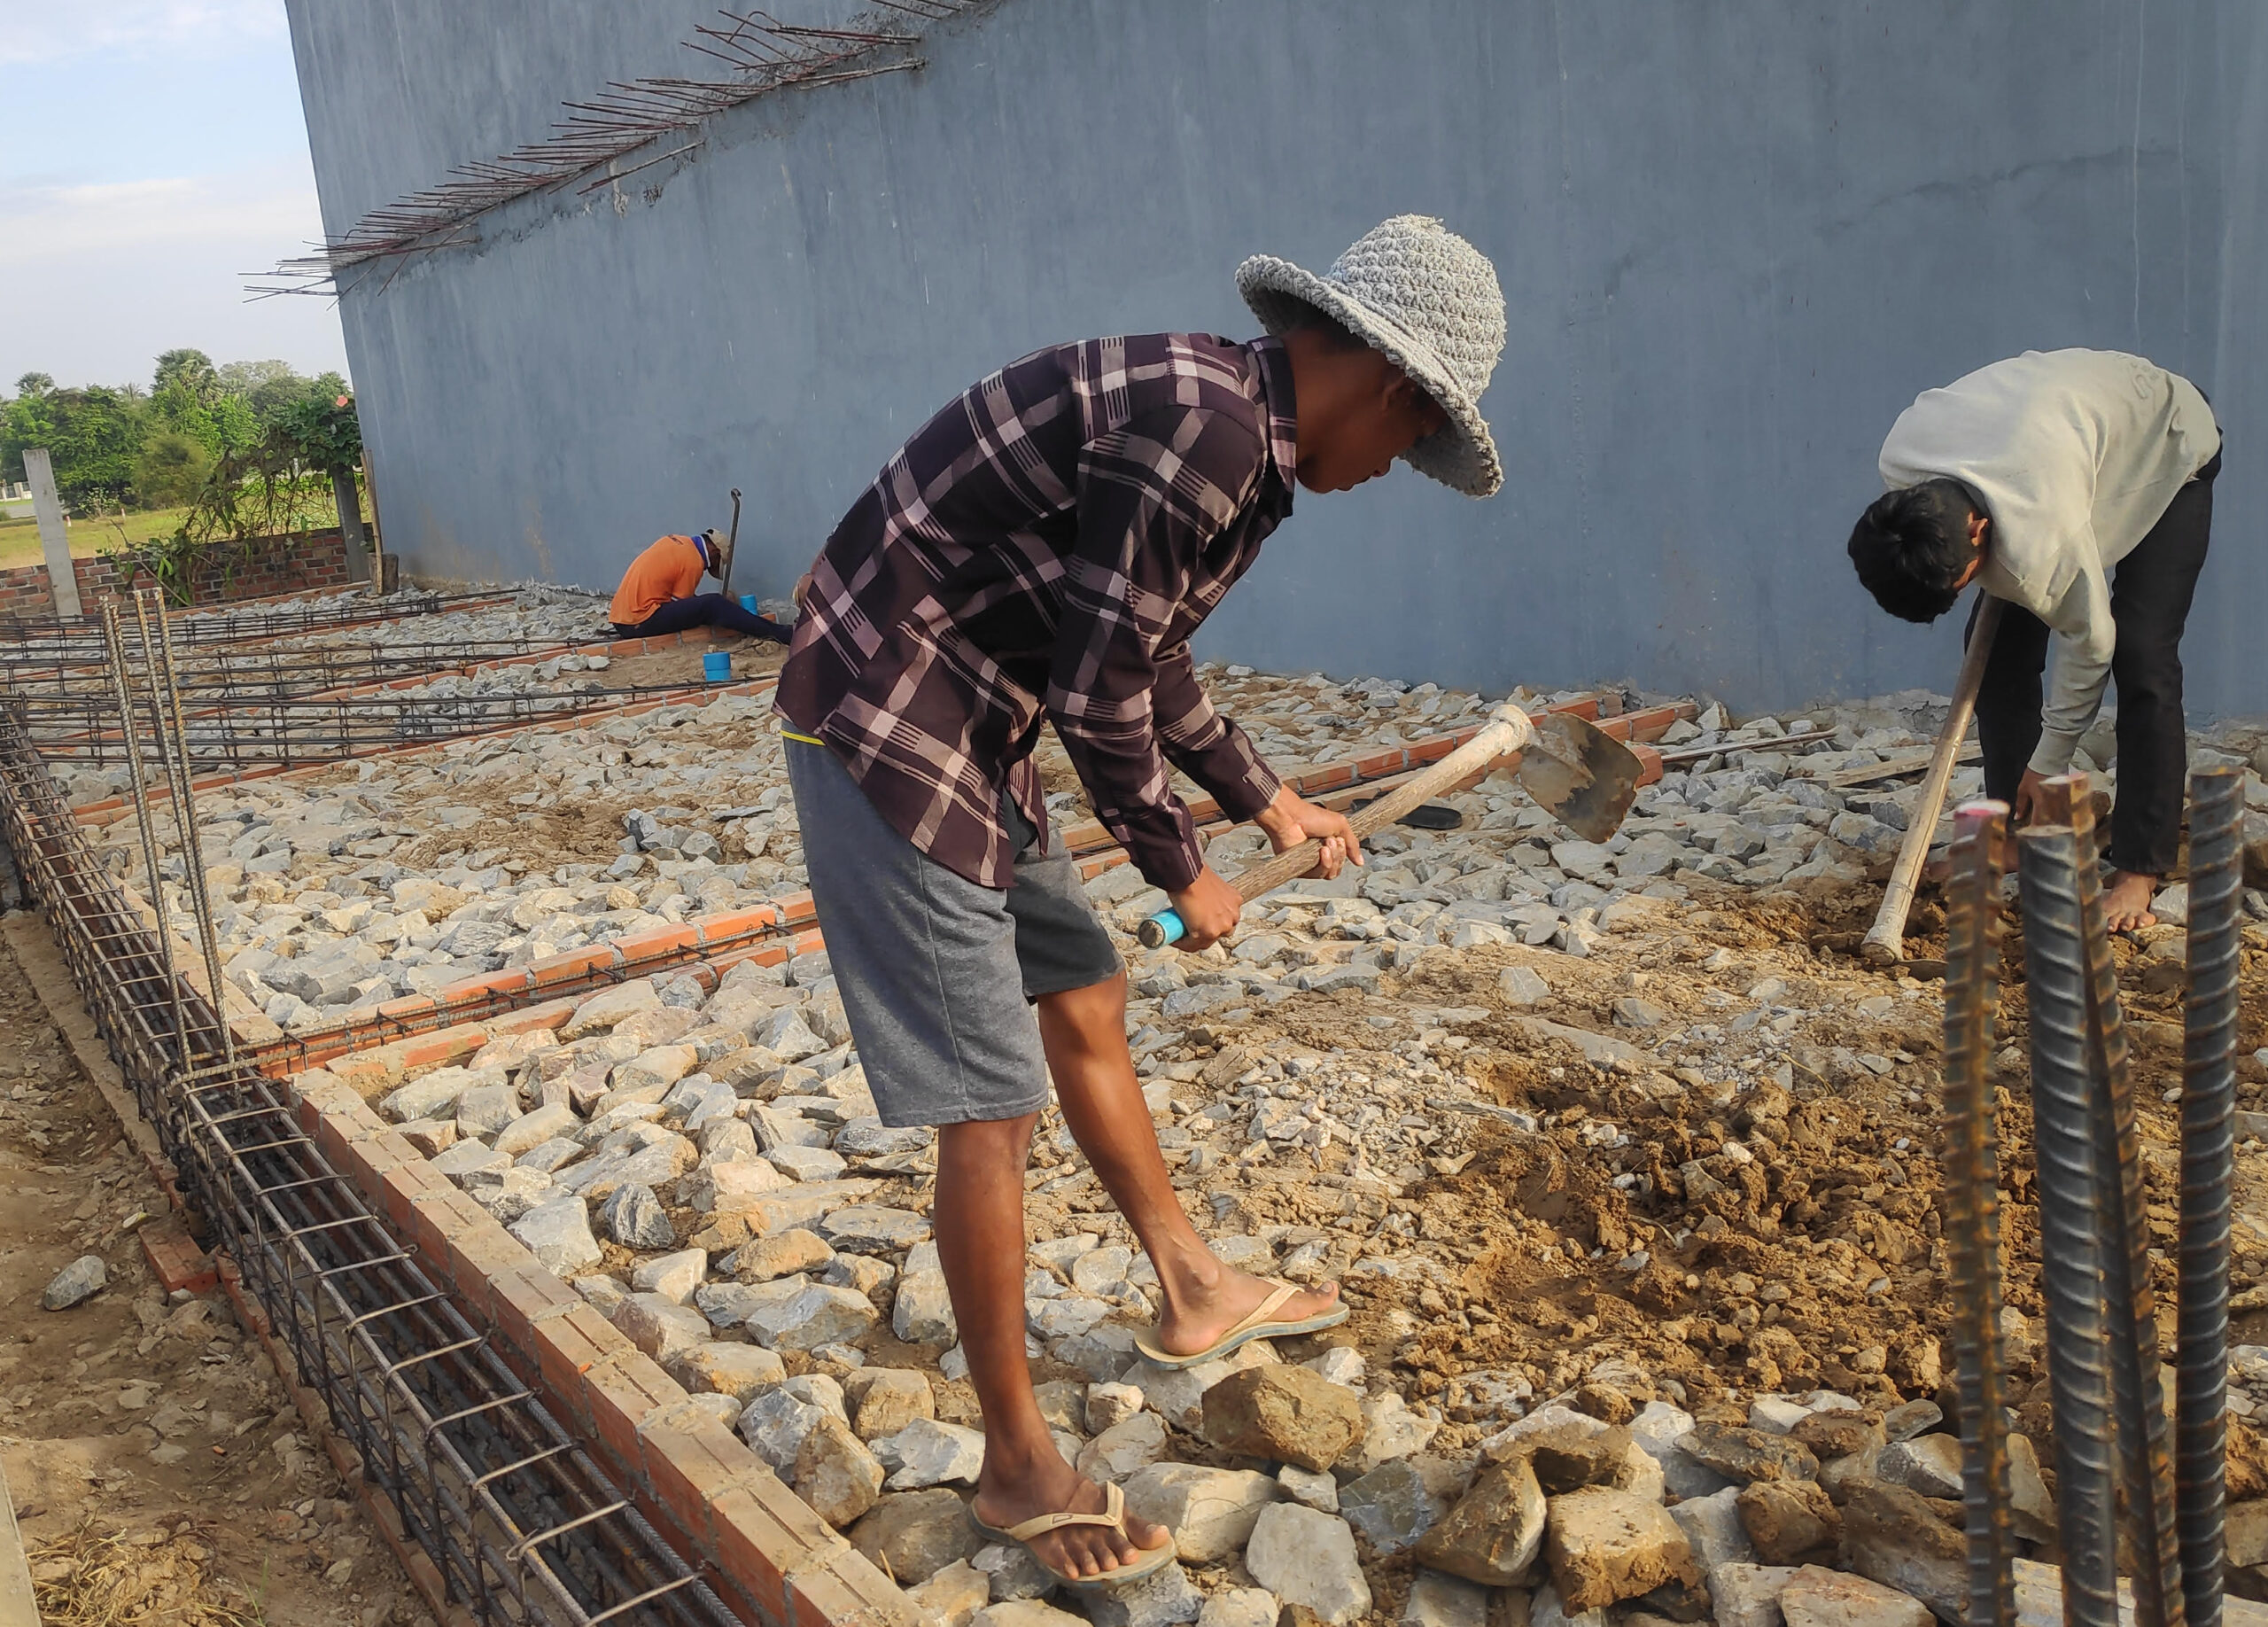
left=607, top=530, right=790, bottom=642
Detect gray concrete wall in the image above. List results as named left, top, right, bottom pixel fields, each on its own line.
left=287, top=0, right=2264, bottom=720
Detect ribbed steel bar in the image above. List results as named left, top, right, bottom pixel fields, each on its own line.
left=133, top=590, right=235, bottom=1064
left=2040, top=772, right=2183, bottom=1627
left=100, top=602, right=191, bottom=1062
left=1944, top=799, right=2016, bottom=1623
left=2179, top=767, right=2245, bottom=1627
left=2018, top=821, right=2124, bottom=1627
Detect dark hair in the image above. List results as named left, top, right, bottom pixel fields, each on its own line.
left=1846, top=479, right=1979, bottom=623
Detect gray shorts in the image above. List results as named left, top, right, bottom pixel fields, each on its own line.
left=784, top=736, right=1123, bottom=1127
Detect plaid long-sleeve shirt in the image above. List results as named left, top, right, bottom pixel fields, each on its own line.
left=777, top=333, right=1298, bottom=892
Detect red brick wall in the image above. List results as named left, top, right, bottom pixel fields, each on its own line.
left=0, top=528, right=359, bottom=618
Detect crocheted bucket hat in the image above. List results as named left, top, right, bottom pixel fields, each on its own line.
left=1237, top=214, right=1505, bottom=497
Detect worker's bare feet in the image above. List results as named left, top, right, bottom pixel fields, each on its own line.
left=2103, top=870, right=2159, bottom=934
left=1153, top=1264, right=1340, bottom=1358
left=971, top=1452, right=1168, bottom=1581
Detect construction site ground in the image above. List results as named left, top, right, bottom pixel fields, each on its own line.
left=9, top=581, right=2268, bottom=1626
left=0, top=925, right=428, bottom=1626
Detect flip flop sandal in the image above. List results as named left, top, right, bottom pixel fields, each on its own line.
left=1131, top=1278, right=1349, bottom=1371
left=970, top=1480, right=1179, bottom=1590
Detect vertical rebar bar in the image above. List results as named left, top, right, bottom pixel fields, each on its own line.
left=131, top=589, right=234, bottom=1063
left=1944, top=799, right=2016, bottom=1624
left=2040, top=772, right=2184, bottom=1627
left=2179, top=767, right=2244, bottom=1627
left=2018, top=821, right=2124, bottom=1627
left=99, top=602, right=190, bottom=1058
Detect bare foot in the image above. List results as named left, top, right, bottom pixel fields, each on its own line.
left=1153, top=1265, right=1341, bottom=1359
left=971, top=1452, right=1169, bottom=1582
left=2102, top=870, right=2159, bottom=934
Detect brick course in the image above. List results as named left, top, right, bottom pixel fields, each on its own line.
left=0, top=526, right=359, bottom=617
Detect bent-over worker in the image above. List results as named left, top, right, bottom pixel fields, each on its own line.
left=607, top=530, right=789, bottom=642
left=776, top=216, right=1506, bottom=1588
left=1847, top=347, right=2222, bottom=932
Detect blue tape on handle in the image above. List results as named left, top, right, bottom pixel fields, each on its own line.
left=1142, top=907, right=1187, bottom=946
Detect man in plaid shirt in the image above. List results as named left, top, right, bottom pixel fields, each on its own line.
left=778, top=218, right=1504, bottom=1585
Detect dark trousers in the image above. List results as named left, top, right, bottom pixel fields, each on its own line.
left=613, top=593, right=789, bottom=643
left=1967, top=450, right=2218, bottom=876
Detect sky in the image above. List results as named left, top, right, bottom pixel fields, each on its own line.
left=0, top=0, right=351, bottom=394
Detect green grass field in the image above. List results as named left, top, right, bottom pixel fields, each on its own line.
left=0, top=496, right=345, bottom=572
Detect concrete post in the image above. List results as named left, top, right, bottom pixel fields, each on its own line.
left=21, top=448, right=80, bottom=619
left=332, top=466, right=371, bottom=585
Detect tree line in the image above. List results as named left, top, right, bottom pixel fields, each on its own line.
left=2, top=350, right=359, bottom=512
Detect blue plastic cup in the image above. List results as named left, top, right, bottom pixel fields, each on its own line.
left=740, top=594, right=759, bottom=612
left=703, top=650, right=731, bottom=682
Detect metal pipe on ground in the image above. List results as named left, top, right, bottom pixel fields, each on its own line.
left=1943, top=798, right=2016, bottom=1625
left=2179, top=767, right=2246, bottom=1627
left=2016, top=820, right=2124, bottom=1627
left=2037, top=773, right=2184, bottom=1627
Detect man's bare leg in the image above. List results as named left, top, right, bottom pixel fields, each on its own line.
left=938, top=1115, right=1167, bottom=1580
left=1037, top=970, right=1340, bottom=1354
left=2103, top=869, right=2160, bottom=933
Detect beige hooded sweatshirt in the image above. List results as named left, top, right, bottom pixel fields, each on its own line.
left=1877, top=348, right=2218, bottom=775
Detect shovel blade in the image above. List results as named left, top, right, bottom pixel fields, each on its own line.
left=1516, top=712, right=1643, bottom=843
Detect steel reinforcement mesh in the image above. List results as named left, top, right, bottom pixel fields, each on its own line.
left=0, top=698, right=746, bottom=1627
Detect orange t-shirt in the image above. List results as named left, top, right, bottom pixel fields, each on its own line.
left=610, top=534, right=708, bottom=626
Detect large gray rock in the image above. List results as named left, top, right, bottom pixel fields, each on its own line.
left=1078, top=1413, right=1170, bottom=1483
left=599, top=1182, right=674, bottom=1249
left=562, top=980, right=662, bottom=1039
left=1544, top=1485, right=1703, bottom=1613
left=628, top=1246, right=706, bottom=1304
left=509, top=1195, right=602, bottom=1275
left=846, top=1367, right=936, bottom=1441
left=908, top=1561, right=992, bottom=1627
left=849, top=1489, right=981, bottom=1588
left=1667, top=1485, right=1757, bottom=1571
left=823, top=1204, right=933, bottom=1254
left=613, top=1293, right=711, bottom=1364
left=1200, top=1363, right=1363, bottom=1472
left=1413, top=1456, right=1545, bottom=1585
left=668, top=1341, right=786, bottom=1403
left=1630, top=1399, right=1732, bottom=1499
left=1082, top=1561, right=1202, bottom=1627
left=1779, top=1563, right=1934, bottom=1627
left=41, top=1255, right=106, bottom=1311
left=795, top=1413, right=886, bottom=1528
left=1401, top=1571, right=1489, bottom=1627
left=738, top=1386, right=831, bottom=1472
left=745, top=1282, right=878, bottom=1351
left=1837, top=1481, right=1963, bottom=1623
left=877, top=1418, right=987, bottom=1490
left=1339, top=1459, right=1456, bottom=1555
left=1243, top=1504, right=1371, bottom=1625
left=894, top=1269, right=959, bottom=1344
left=1710, top=1563, right=1799, bottom=1627
left=1876, top=1435, right=1962, bottom=1500
left=1120, top=1464, right=1278, bottom=1564
left=1195, top=1588, right=1279, bottom=1627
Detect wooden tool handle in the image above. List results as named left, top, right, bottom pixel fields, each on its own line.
left=1861, top=595, right=2005, bottom=966
left=1137, top=705, right=1535, bottom=946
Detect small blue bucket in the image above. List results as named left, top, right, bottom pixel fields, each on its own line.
left=740, top=593, right=760, bottom=612
left=703, top=650, right=731, bottom=682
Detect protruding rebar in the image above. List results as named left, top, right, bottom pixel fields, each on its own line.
left=2179, top=767, right=2245, bottom=1627
left=1944, top=799, right=2016, bottom=1624
left=99, top=602, right=190, bottom=1058
left=2041, top=773, right=2184, bottom=1627
left=132, top=589, right=234, bottom=1064
left=2018, top=821, right=2124, bottom=1627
